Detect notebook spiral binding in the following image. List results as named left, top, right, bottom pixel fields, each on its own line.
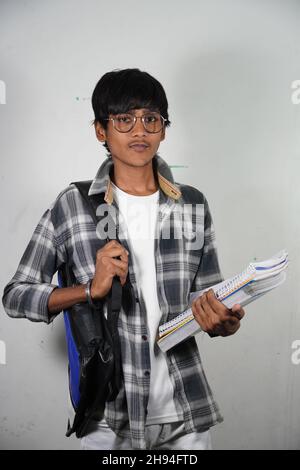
left=216, top=266, right=256, bottom=301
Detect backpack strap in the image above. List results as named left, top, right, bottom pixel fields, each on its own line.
left=71, top=180, right=123, bottom=396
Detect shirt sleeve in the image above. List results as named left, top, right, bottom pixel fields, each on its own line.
left=2, top=206, right=66, bottom=324
left=192, top=195, right=224, bottom=292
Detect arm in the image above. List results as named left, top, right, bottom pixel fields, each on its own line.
left=2, top=199, right=129, bottom=322
left=2, top=207, right=65, bottom=323
left=191, top=196, right=245, bottom=337
left=47, top=284, right=87, bottom=315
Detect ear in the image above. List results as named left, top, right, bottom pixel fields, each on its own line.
left=94, top=121, right=107, bottom=142
left=160, top=128, right=166, bottom=142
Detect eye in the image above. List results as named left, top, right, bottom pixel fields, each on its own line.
left=116, top=114, right=132, bottom=123
left=144, top=114, right=159, bottom=123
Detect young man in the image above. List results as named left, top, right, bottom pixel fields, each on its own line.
left=2, top=68, right=244, bottom=450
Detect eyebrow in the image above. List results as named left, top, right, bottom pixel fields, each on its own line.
left=127, top=108, right=159, bottom=114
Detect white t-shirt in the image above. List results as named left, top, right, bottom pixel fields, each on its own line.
left=111, top=181, right=182, bottom=424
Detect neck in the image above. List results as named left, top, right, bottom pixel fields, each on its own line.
left=111, top=157, right=158, bottom=196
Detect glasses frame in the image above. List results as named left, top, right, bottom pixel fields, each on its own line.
left=105, top=112, right=167, bottom=134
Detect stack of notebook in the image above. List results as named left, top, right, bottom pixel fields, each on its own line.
left=157, top=250, right=289, bottom=353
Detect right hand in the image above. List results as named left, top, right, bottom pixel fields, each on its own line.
left=91, top=240, right=129, bottom=300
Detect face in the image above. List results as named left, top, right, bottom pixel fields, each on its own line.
left=95, top=108, right=165, bottom=168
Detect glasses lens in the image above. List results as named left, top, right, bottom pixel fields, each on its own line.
left=143, top=113, right=163, bottom=133
left=114, top=114, right=134, bottom=132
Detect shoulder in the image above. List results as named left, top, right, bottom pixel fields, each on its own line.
left=49, top=182, right=92, bottom=226
left=49, top=184, right=80, bottom=210
left=174, top=182, right=207, bottom=205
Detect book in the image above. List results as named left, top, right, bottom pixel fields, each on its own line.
left=157, top=250, right=289, bottom=353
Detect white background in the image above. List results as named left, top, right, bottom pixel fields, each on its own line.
left=0, top=0, right=299, bottom=449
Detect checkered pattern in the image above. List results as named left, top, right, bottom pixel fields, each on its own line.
left=2, top=154, right=224, bottom=449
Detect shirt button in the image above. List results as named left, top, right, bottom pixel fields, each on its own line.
left=135, top=297, right=139, bottom=303
left=142, top=335, right=148, bottom=341
left=144, top=370, right=150, bottom=377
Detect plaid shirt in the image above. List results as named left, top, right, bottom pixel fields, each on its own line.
left=2, top=154, right=224, bottom=449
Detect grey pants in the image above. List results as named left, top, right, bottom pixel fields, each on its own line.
left=81, top=420, right=212, bottom=450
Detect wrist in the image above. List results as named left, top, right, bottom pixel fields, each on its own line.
left=85, top=279, right=102, bottom=308
left=90, top=279, right=104, bottom=301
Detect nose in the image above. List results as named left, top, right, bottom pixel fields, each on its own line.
left=131, top=116, right=147, bottom=136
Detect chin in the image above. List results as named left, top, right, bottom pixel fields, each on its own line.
left=115, top=152, right=155, bottom=167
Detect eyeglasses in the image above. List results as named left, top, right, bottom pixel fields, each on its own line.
left=105, top=112, right=167, bottom=133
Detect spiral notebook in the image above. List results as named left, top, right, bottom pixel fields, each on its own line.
left=157, top=250, right=288, bottom=352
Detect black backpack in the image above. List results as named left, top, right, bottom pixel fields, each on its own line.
left=58, top=181, right=123, bottom=438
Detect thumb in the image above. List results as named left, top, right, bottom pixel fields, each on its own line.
left=231, top=304, right=242, bottom=313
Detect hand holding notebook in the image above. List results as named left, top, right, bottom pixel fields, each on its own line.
left=157, top=250, right=289, bottom=352
left=191, top=288, right=245, bottom=339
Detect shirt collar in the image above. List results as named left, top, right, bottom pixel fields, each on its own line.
left=88, top=154, right=182, bottom=204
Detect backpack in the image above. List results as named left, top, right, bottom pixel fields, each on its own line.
left=58, top=180, right=123, bottom=438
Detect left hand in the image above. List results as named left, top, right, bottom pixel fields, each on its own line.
left=191, top=289, right=245, bottom=337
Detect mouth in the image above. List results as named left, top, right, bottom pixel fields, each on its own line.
left=129, top=144, right=150, bottom=152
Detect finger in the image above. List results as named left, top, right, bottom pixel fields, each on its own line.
left=101, top=246, right=128, bottom=259
left=230, top=311, right=242, bottom=321
left=206, top=289, right=231, bottom=320
left=104, top=240, right=125, bottom=251
left=106, top=239, right=121, bottom=247
left=225, top=316, right=240, bottom=327
left=199, top=292, right=221, bottom=332
left=119, top=248, right=129, bottom=262
left=109, top=258, right=128, bottom=271
left=106, top=259, right=127, bottom=277
left=110, top=243, right=129, bottom=259
left=110, top=266, right=126, bottom=279
left=222, top=319, right=241, bottom=336
left=199, top=292, right=213, bottom=315
left=231, top=305, right=245, bottom=320
left=191, top=298, right=208, bottom=330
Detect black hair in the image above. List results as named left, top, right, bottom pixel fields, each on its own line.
left=91, top=68, right=171, bottom=154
